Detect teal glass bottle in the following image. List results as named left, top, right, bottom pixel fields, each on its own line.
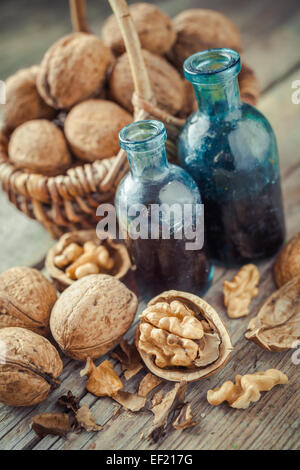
left=178, top=48, right=285, bottom=265
left=115, top=119, right=212, bottom=294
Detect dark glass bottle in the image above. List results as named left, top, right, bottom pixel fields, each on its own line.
left=178, top=48, right=285, bottom=265
left=115, top=119, right=213, bottom=294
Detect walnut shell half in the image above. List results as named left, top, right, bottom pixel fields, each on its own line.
left=136, top=291, right=233, bottom=382
left=273, top=232, right=300, bottom=288
left=45, top=230, right=132, bottom=291
left=0, top=266, right=57, bottom=336
left=0, top=327, right=62, bottom=407
left=50, top=274, right=138, bottom=360
left=245, top=276, right=300, bottom=352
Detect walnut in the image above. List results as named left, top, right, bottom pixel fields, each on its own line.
left=102, top=2, right=176, bottom=56
left=8, top=119, right=71, bottom=176
left=109, top=49, right=185, bottom=115
left=46, top=230, right=131, bottom=291
left=0, top=327, right=62, bottom=407
left=80, top=358, right=123, bottom=397
left=50, top=274, right=138, bottom=360
left=168, top=9, right=242, bottom=70
left=239, top=63, right=260, bottom=106
left=64, top=99, right=132, bottom=162
left=207, top=369, right=288, bottom=409
left=223, top=264, right=260, bottom=318
left=0, top=266, right=57, bottom=336
left=245, top=276, right=300, bottom=351
left=3, top=66, right=56, bottom=131
left=273, top=232, right=300, bottom=288
left=136, top=291, right=233, bottom=382
left=37, top=33, right=114, bottom=109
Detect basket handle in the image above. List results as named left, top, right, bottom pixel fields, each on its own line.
left=69, top=0, right=90, bottom=32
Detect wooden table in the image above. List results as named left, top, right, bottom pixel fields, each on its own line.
left=0, top=0, right=299, bottom=451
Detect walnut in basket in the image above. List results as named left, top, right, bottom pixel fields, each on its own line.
left=103, top=2, right=176, bottom=56
left=168, top=9, right=242, bottom=70
left=8, top=119, right=71, bottom=176
left=3, top=66, right=56, bottom=131
left=64, top=100, right=132, bottom=161
left=109, top=49, right=185, bottom=115
left=37, top=33, right=114, bottom=109
left=45, top=230, right=132, bottom=291
left=136, top=291, right=233, bottom=382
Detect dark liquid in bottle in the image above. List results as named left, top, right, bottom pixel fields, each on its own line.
left=204, top=177, right=285, bottom=265
left=126, top=234, right=211, bottom=295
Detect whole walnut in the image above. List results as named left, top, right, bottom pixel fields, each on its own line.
left=109, top=50, right=185, bottom=115
left=169, top=9, right=242, bottom=70
left=37, top=33, right=114, bottom=109
left=103, top=2, right=176, bottom=56
left=64, top=99, right=132, bottom=162
left=0, top=327, right=62, bottom=407
left=8, top=119, right=71, bottom=175
left=3, top=66, right=56, bottom=131
left=0, top=266, right=57, bottom=336
left=273, top=233, right=300, bottom=288
left=50, top=274, right=138, bottom=360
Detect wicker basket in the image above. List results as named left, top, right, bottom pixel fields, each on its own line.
left=0, top=0, right=185, bottom=238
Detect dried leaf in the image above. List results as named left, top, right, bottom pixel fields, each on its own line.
left=80, top=358, right=123, bottom=397
left=57, top=391, right=80, bottom=414
left=123, top=363, right=143, bottom=381
left=113, top=391, right=147, bottom=412
left=172, top=403, right=197, bottom=430
left=112, top=339, right=143, bottom=380
left=75, top=405, right=101, bottom=432
left=245, top=277, right=300, bottom=351
left=138, top=373, right=163, bottom=397
left=30, top=413, right=71, bottom=438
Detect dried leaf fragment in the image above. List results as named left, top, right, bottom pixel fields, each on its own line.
left=138, top=373, right=163, bottom=397
left=245, top=277, right=300, bottom=351
left=111, top=338, right=143, bottom=380
left=224, top=264, right=260, bottom=318
left=30, top=413, right=71, bottom=438
left=57, top=390, right=80, bottom=414
left=207, top=369, right=288, bottom=409
left=80, top=358, right=123, bottom=397
left=75, top=405, right=101, bottom=432
left=113, top=391, right=146, bottom=412
left=172, top=403, right=197, bottom=430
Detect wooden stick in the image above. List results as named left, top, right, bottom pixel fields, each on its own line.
left=69, top=0, right=90, bottom=33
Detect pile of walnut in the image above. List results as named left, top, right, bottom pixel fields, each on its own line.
left=3, top=4, right=259, bottom=176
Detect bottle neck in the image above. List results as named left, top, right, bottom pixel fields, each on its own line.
left=127, top=144, right=169, bottom=181
left=193, top=77, right=241, bottom=117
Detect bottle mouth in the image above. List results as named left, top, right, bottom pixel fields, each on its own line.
left=119, top=120, right=167, bottom=152
left=184, top=48, right=241, bottom=85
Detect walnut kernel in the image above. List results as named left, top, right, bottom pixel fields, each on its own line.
left=223, top=264, right=260, bottom=318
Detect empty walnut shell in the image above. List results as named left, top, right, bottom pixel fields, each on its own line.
left=50, top=274, right=138, bottom=360
left=37, top=33, right=114, bottom=109
left=273, top=232, right=300, bottom=288
left=0, top=266, right=57, bottom=336
left=169, top=9, right=242, bottom=70
left=45, top=230, right=132, bottom=291
left=245, top=276, right=300, bottom=351
left=0, top=327, right=62, bottom=407
left=109, top=49, right=185, bottom=115
left=103, top=2, right=176, bottom=56
left=64, top=99, right=132, bottom=162
left=8, top=119, right=71, bottom=176
left=3, top=66, right=56, bottom=131
left=136, top=290, right=233, bottom=382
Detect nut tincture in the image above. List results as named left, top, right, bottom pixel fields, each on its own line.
left=178, top=49, right=285, bottom=265
left=115, top=120, right=212, bottom=294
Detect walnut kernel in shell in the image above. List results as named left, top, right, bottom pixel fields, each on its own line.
left=0, top=327, right=62, bottom=407
left=109, top=49, right=185, bottom=115
left=0, top=266, right=57, bottom=336
left=136, top=290, right=233, bottom=382
left=50, top=274, right=138, bottom=360
left=103, top=2, right=176, bottom=56
left=37, top=33, right=114, bottom=109
left=169, top=9, right=242, bottom=70
left=273, top=232, right=300, bottom=288
left=8, top=119, right=71, bottom=176
left=3, top=66, right=56, bottom=131
left=64, top=100, right=132, bottom=162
